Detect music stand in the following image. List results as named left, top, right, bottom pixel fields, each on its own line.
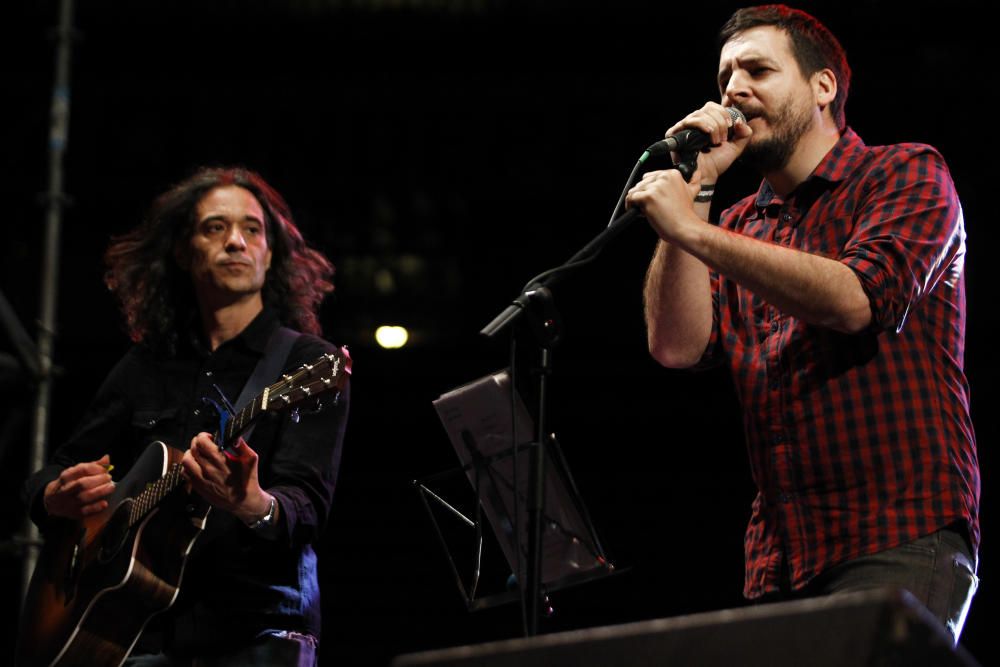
left=415, top=369, right=615, bottom=612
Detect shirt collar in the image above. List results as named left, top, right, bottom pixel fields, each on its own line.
left=232, top=306, right=281, bottom=354
left=184, top=306, right=281, bottom=357
left=754, top=127, right=867, bottom=210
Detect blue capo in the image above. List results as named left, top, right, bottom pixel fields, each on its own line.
left=201, top=384, right=237, bottom=453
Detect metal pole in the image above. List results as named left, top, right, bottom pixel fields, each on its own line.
left=21, top=0, right=75, bottom=603
left=525, top=346, right=550, bottom=636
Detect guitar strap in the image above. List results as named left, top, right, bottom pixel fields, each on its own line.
left=233, top=325, right=300, bottom=443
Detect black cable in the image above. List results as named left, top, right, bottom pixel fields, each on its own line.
left=518, top=152, right=649, bottom=294
left=605, top=153, right=650, bottom=228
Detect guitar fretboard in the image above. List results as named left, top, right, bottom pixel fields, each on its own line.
left=223, top=394, right=266, bottom=446
left=127, top=462, right=186, bottom=528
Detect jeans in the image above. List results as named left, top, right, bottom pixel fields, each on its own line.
left=769, top=524, right=979, bottom=644
left=124, top=631, right=318, bottom=667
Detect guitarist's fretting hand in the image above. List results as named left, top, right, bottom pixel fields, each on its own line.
left=181, top=432, right=276, bottom=527
left=42, top=454, right=116, bottom=519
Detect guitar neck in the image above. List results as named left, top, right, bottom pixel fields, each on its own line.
left=220, top=349, right=351, bottom=449
left=221, top=393, right=266, bottom=448
left=127, top=460, right=186, bottom=529
left=126, top=349, right=350, bottom=530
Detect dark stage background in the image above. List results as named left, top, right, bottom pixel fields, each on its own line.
left=2, top=1, right=993, bottom=665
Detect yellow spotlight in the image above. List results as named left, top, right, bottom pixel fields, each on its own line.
left=375, top=325, right=409, bottom=349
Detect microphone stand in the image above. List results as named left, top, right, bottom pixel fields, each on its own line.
left=480, top=205, right=643, bottom=636
left=481, top=208, right=641, bottom=340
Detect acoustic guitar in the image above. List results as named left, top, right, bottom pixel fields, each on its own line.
left=15, top=349, right=351, bottom=667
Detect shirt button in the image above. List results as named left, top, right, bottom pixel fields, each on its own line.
left=193, top=408, right=201, bottom=416
left=205, top=371, right=213, bottom=377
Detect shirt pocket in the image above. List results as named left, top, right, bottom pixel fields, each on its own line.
left=131, top=407, right=181, bottom=448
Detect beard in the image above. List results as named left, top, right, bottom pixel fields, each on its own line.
left=738, top=98, right=815, bottom=173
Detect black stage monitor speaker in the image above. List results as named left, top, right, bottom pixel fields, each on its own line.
left=392, top=588, right=981, bottom=667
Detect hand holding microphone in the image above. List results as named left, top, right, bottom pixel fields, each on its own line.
left=647, top=106, right=748, bottom=157
left=626, top=105, right=749, bottom=243
left=649, top=104, right=751, bottom=184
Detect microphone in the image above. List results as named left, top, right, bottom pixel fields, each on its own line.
left=644, top=107, right=746, bottom=159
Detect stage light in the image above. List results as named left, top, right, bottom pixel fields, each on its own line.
left=375, top=325, right=409, bottom=349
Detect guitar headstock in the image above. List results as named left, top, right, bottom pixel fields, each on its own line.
left=262, top=347, right=352, bottom=414
left=216, top=347, right=352, bottom=449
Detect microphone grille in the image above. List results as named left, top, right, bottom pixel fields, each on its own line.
left=726, top=107, right=747, bottom=124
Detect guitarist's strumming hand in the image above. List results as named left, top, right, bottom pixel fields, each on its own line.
left=182, top=432, right=277, bottom=527
left=43, top=454, right=116, bottom=519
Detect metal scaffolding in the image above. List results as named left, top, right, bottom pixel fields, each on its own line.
left=19, top=0, right=76, bottom=603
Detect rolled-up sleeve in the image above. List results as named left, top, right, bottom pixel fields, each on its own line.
left=840, top=145, right=965, bottom=333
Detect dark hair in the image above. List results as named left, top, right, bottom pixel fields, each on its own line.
left=104, top=166, right=334, bottom=352
left=719, top=4, right=851, bottom=131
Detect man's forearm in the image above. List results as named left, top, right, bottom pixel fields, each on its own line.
left=676, top=221, right=872, bottom=333
left=643, top=239, right=714, bottom=368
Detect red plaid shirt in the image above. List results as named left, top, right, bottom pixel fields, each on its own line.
left=704, top=128, right=979, bottom=599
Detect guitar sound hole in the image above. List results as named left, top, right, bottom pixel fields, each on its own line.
left=99, top=499, right=134, bottom=563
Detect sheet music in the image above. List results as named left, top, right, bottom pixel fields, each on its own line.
left=433, top=370, right=602, bottom=584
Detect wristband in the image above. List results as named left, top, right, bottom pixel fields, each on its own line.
left=694, top=183, right=716, bottom=203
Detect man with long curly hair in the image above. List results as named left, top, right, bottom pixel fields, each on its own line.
left=21, top=167, right=349, bottom=666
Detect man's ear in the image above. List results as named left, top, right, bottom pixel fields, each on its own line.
left=813, top=68, right=837, bottom=112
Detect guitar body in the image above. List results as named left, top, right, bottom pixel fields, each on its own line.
left=16, top=442, right=210, bottom=667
